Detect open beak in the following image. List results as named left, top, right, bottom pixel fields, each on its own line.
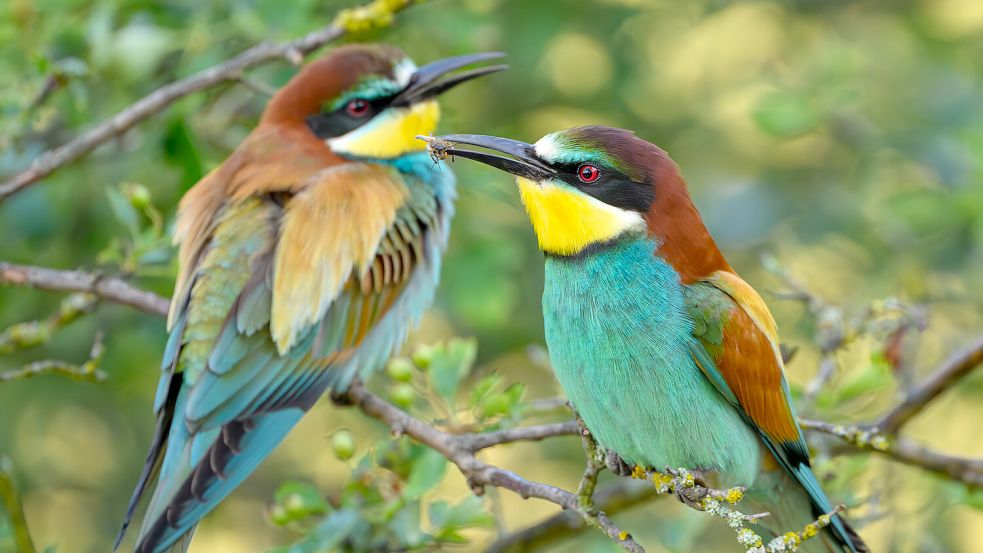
left=423, top=134, right=556, bottom=180
left=392, top=52, right=508, bottom=106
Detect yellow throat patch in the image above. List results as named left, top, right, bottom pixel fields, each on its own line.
left=329, top=100, right=440, bottom=159
left=517, top=177, right=645, bottom=256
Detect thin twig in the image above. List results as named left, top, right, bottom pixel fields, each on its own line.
left=0, top=332, right=107, bottom=383
left=872, top=335, right=983, bottom=434
left=0, top=457, right=36, bottom=553
left=800, top=419, right=983, bottom=487
left=455, top=420, right=579, bottom=452
left=0, top=0, right=420, bottom=201
left=0, top=293, right=97, bottom=354
left=0, top=262, right=169, bottom=316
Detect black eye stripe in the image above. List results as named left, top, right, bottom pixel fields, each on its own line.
left=555, top=163, right=653, bottom=213
left=305, top=96, right=394, bottom=139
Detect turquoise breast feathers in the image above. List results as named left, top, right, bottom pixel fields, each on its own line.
left=542, top=237, right=760, bottom=486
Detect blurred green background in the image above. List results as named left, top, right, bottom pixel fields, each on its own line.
left=1, top=0, right=982, bottom=551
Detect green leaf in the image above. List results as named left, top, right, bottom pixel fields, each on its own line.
left=429, top=496, right=494, bottom=543
left=106, top=187, right=140, bottom=235
left=962, top=488, right=983, bottom=511
left=403, top=447, right=447, bottom=499
left=469, top=373, right=503, bottom=407
left=478, top=382, right=526, bottom=420
left=429, top=337, right=478, bottom=404
left=387, top=501, right=429, bottom=548
left=275, top=508, right=360, bottom=553
left=375, top=437, right=415, bottom=479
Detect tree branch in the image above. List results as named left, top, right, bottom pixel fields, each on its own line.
left=344, top=383, right=646, bottom=553
left=5, top=260, right=982, bottom=548
left=4, top=262, right=981, bottom=490
left=485, top=480, right=658, bottom=553
left=0, top=262, right=169, bottom=316
left=0, top=0, right=419, bottom=201
left=872, top=335, right=983, bottom=435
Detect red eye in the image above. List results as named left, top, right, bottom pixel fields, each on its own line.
left=346, top=99, right=370, bottom=117
left=577, top=164, right=600, bottom=183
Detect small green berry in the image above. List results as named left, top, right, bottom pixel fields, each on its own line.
left=283, top=493, right=307, bottom=517
left=411, top=344, right=434, bottom=371
left=389, top=383, right=416, bottom=408
left=331, top=430, right=355, bottom=461
left=126, top=183, right=152, bottom=209
left=386, top=357, right=414, bottom=382
left=270, top=504, right=290, bottom=525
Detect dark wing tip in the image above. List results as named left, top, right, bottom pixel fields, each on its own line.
left=837, top=517, right=870, bottom=553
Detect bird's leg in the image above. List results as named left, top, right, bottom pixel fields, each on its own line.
left=330, top=378, right=362, bottom=406
left=329, top=389, right=354, bottom=406
left=604, top=450, right=634, bottom=478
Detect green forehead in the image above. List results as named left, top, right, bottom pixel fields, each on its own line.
left=326, top=58, right=415, bottom=111
left=533, top=129, right=647, bottom=181
left=535, top=131, right=620, bottom=168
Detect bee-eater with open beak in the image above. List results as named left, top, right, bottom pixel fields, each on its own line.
left=427, top=127, right=868, bottom=553
left=115, top=46, right=505, bottom=553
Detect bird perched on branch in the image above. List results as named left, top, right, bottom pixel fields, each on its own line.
left=115, top=45, right=505, bottom=553
left=424, top=127, right=868, bottom=553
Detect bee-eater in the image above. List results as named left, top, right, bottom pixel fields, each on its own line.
left=427, top=127, right=868, bottom=553
left=115, top=45, right=505, bottom=553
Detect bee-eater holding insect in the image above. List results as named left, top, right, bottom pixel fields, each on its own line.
left=115, top=45, right=505, bottom=553
left=422, top=128, right=868, bottom=553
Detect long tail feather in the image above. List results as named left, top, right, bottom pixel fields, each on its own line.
left=791, top=464, right=869, bottom=553
left=134, top=409, right=304, bottom=553
left=116, top=379, right=181, bottom=550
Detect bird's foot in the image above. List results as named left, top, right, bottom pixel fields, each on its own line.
left=664, top=466, right=712, bottom=510
left=330, top=378, right=365, bottom=406
left=605, top=451, right=634, bottom=477
left=674, top=484, right=710, bottom=510
left=329, top=388, right=354, bottom=406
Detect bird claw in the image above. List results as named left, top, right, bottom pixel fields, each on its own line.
left=329, top=389, right=354, bottom=406
left=675, top=485, right=709, bottom=510
left=605, top=451, right=634, bottom=477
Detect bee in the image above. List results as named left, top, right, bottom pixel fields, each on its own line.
left=416, top=135, right=455, bottom=165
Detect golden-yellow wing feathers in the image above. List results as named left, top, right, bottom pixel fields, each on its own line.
left=168, top=125, right=342, bottom=329
left=272, top=164, right=409, bottom=352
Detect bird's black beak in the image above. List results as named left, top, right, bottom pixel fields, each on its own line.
left=392, top=53, right=508, bottom=107
left=422, top=134, right=556, bottom=181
